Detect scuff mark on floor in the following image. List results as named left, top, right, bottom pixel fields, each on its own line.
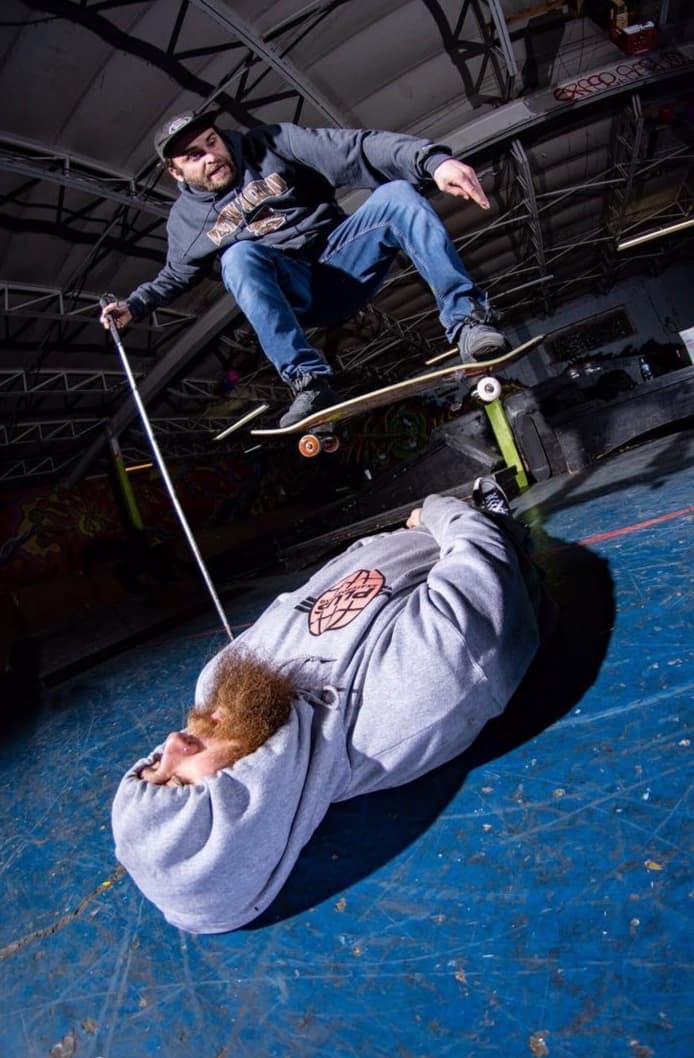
left=529, top=1029, right=550, bottom=1056
left=48, top=1030, right=76, bottom=1058
left=0, top=866, right=125, bottom=960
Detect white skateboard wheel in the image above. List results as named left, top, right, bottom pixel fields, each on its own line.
left=476, top=376, right=502, bottom=403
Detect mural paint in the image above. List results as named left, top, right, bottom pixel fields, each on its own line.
left=552, top=49, right=692, bottom=103
left=0, top=457, right=258, bottom=592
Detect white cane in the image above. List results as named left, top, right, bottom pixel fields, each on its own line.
left=100, top=294, right=233, bottom=641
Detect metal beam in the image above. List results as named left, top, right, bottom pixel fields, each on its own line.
left=599, top=95, right=646, bottom=284
left=0, top=369, right=129, bottom=396
left=0, top=282, right=194, bottom=329
left=0, top=419, right=103, bottom=447
left=189, top=0, right=353, bottom=126
left=510, top=139, right=550, bottom=309
left=483, top=0, right=521, bottom=96
left=447, top=44, right=694, bottom=160
left=335, top=306, right=441, bottom=373
left=0, top=454, right=75, bottom=482
left=131, top=416, right=235, bottom=437
left=0, top=134, right=173, bottom=218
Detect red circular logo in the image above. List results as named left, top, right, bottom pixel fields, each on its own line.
left=308, top=569, right=386, bottom=636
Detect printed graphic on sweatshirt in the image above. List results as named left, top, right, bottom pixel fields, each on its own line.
left=207, top=173, right=288, bottom=245
left=296, top=569, right=390, bottom=636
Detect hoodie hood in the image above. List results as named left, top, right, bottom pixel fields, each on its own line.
left=112, top=694, right=348, bottom=933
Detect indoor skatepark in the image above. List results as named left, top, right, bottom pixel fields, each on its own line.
left=1, top=2, right=693, bottom=1056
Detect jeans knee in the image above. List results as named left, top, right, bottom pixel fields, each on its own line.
left=221, top=241, right=274, bottom=296
left=369, top=179, right=423, bottom=208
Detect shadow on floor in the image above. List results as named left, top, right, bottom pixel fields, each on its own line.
left=247, top=533, right=615, bottom=930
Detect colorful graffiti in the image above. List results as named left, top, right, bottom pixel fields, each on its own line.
left=0, top=456, right=258, bottom=591
left=339, top=393, right=462, bottom=470
left=552, top=49, right=692, bottom=103
left=1, top=480, right=122, bottom=588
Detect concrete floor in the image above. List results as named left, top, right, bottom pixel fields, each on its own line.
left=0, top=429, right=692, bottom=1058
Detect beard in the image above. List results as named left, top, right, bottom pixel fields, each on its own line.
left=187, top=648, right=296, bottom=756
left=188, top=158, right=235, bottom=193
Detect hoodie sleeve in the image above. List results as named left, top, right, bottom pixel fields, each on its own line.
left=418, top=494, right=541, bottom=708
left=127, top=263, right=201, bottom=318
left=126, top=214, right=210, bottom=318
left=278, top=124, right=452, bottom=189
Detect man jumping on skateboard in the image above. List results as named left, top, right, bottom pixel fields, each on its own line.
left=100, top=112, right=507, bottom=427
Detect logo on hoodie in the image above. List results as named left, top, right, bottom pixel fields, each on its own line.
left=207, top=173, right=288, bottom=245
left=297, top=569, right=389, bottom=636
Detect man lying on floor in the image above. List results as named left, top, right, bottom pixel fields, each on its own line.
left=111, top=481, right=553, bottom=934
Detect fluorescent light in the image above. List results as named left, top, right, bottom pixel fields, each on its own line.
left=617, top=217, right=694, bottom=251
left=214, top=402, right=270, bottom=440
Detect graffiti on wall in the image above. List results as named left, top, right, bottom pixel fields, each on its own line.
left=343, top=397, right=456, bottom=469
left=0, top=456, right=257, bottom=591
left=553, top=49, right=692, bottom=103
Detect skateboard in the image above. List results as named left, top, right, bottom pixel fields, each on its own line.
left=250, top=334, right=544, bottom=457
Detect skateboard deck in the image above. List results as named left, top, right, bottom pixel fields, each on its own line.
left=251, top=334, right=544, bottom=455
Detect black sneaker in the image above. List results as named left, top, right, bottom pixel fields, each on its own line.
left=472, top=476, right=511, bottom=517
left=279, top=374, right=339, bottom=428
left=457, top=311, right=507, bottom=363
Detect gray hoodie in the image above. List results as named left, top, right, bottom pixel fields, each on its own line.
left=112, top=495, right=542, bottom=933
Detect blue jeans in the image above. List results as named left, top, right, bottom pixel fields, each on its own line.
left=220, top=180, right=484, bottom=383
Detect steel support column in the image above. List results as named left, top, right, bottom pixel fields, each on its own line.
left=599, top=94, right=646, bottom=288
left=510, top=138, right=551, bottom=312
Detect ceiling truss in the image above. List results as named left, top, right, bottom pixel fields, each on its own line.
left=1, top=6, right=693, bottom=486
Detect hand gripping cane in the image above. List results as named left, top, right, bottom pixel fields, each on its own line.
left=100, top=295, right=233, bottom=641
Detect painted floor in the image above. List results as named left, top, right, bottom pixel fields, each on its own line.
left=1, top=429, right=692, bottom=1058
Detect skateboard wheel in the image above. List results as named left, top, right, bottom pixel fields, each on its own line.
left=476, top=376, right=502, bottom=403
left=298, top=433, right=322, bottom=458
left=321, top=434, right=340, bottom=454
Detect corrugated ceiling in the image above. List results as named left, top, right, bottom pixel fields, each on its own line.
left=0, top=0, right=692, bottom=482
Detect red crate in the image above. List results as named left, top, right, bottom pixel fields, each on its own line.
left=610, top=24, right=658, bottom=55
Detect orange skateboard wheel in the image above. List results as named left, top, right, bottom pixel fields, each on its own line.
left=298, top=433, right=322, bottom=457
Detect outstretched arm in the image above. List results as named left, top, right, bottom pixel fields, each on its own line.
left=99, top=207, right=210, bottom=330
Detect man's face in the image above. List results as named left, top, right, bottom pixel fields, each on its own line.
left=137, top=649, right=294, bottom=786
left=139, top=708, right=240, bottom=787
left=166, top=127, right=236, bottom=192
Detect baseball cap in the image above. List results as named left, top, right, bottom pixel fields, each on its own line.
left=154, top=110, right=222, bottom=162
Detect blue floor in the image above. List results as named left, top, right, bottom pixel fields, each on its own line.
left=1, top=430, right=692, bottom=1058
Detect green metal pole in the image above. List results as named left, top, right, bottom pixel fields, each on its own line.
left=483, top=396, right=529, bottom=491
left=108, top=433, right=144, bottom=531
